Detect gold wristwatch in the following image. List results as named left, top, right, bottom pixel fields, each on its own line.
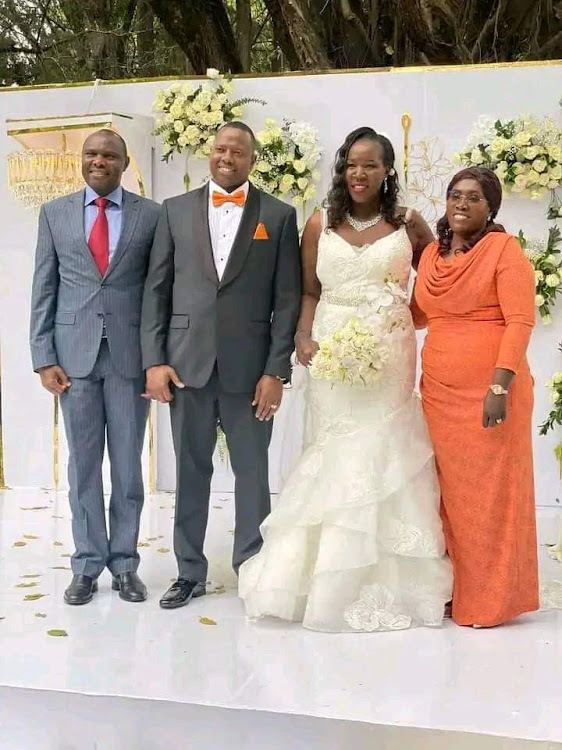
left=489, top=384, right=508, bottom=396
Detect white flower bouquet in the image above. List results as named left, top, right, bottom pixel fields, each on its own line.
left=457, top=114, right=562, bottom=199
left=251, top=118, right=322, bottom=212
left=152, top=68, right=264, bottom=187
left=518, top=225, right=562, bottom=325
left=309, top=317, right=390, bottom=387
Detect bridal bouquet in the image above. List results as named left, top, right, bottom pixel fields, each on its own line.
left=457, top=114, right=562, bottom=199
left=310, top=317, right=389, bottom=387
left=251, top=118, right=322, bottom=208
left=518, top=226, right=562, bottom=325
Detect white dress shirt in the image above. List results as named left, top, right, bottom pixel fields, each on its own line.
left=208, top=179, right=249, bottom=280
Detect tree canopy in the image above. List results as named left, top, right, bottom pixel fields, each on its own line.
left=1, top=0, right=560, bottom=85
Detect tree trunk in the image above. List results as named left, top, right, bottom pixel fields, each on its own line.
left=236, top=0, right=252, bottom=70
left=274, top=0, right=330, bottom=69
left=136, top=0, right=155, bottom=75
left=263, top=0, right=301, bottom=69
left=148, top=0, right=243, bottom=73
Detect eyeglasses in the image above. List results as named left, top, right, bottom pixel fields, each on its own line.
left=447, top=190, right=488, bottom=205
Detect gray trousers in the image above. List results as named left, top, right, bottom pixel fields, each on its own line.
left=59, top=340, right=148, bottom=578
left=170, top=367, right=273, bottom=582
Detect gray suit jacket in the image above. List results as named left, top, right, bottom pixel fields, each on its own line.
left=30, top=188, right=160, bottom=379
left=141, top=183, right=301, bottom=393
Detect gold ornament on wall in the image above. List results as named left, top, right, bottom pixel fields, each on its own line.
left=7, top=134, right=82, bottom=210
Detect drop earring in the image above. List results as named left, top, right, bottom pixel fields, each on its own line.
left=383, top=177, right=388, bottom=194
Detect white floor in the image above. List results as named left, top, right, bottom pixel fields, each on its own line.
left=1, top=488, right=561, bottom=750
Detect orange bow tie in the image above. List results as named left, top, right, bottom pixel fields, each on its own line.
left=212, top=189, right=246, bottom=208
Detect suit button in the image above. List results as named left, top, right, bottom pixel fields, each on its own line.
left=97, top=313, right=103, bottom=318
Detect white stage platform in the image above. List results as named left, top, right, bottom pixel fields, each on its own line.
left=1, top=488, right=561, bottom=750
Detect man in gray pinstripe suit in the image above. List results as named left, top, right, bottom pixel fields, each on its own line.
left=30, top=130, right=160, bottom=605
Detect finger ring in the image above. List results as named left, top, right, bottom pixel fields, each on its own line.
left=271, top=404, right=278, bottom=410
left=496, top=418, right=503, bottom=424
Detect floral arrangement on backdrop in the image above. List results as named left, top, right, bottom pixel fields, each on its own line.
left=518, top=226, right=562, bottom=325
left=457, top=114, right=562, bottom=201
left=251, top=118, right=322, bottom=220
left=152, top=68, right=264, bottom=188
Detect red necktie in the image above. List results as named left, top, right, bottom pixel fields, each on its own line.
left=88, top=197, right=109, bottom=275
left=212, top=190, right=246, bottom=208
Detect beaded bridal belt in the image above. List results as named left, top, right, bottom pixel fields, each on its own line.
left=320, top=291, right=369, bottom=307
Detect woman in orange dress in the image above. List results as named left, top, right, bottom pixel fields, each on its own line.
left=413, top=167, right=539, bottom=628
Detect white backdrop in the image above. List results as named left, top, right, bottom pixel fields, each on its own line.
left=1, top=62, right=561, bottom=506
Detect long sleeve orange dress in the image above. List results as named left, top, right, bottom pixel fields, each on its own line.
left=413, top=232, right=539, bottom=627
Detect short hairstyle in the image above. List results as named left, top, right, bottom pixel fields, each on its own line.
left=84, top=129, right=128, bottom=159
left=216, top=121, right=257, bottom=152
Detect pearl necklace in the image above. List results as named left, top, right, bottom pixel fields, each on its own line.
left=345, top=211, right=382, bottom=232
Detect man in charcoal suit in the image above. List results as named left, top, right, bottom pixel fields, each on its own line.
left=30, top=129, right=160, bottom=605
left=141, top=122, right=301, bottom=609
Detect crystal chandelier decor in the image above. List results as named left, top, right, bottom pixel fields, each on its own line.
left=7, top=134, right=82, bottom=210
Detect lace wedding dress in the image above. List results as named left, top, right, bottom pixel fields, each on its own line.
left=238, top=215, right=453, bottom=632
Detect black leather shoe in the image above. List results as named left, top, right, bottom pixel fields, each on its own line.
left=111, top=572, right=147, bottom=602
left=159, top=578, right=206, bottom=609
left=64, top=574, right=98, bottom=605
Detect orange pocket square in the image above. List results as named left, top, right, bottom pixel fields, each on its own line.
left=253, top=222, right=269, bottom=240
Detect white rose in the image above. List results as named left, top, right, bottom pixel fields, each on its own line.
left=174, top=120, right=185, bottom=133
left=545, top=273, right=560, bottom=288
left=206, top=68, right=221, bottom=79
left=254, top=160, right=271, bottom=173
left=514, top=174, right=528, bottom=189
left=525, top=146, right=541, bottom=160
left=545, top=254, right=559, bottom=266
left=548, top=144, right=562, bottom=161
left=297, top=177, right=308, bottom=191
left=550, top=390, right=561, bottom=404
left=552, top=372, right=562, bottom=384
left=549, top=164, right=562, bottom=181
left=513, top=131, right=531, bottom=146
left=279, top=174, right=295, bottom=194
left=535, top=293, right=545, bottom=306
left=231, top=105, right=243, bottom=118
left=513, top=163, right=526, bottom=175
left=538, top=173, right=550, bottom=186
left=526, top=169, right=540, bottom=185
left=197, top=91, right=212, bottom=109
left=535, top=270, right=544, bottom=282
left=470, top=148, right=484, bottom=164
left=304, top=185, right=316, bottom=200
left=532, top=158, right=547, bottom=173
left=541, top=313, right=552, bottom=326
left=293, top=159, right=307, bottom=174
left=170, top=101, right=184, bottom=119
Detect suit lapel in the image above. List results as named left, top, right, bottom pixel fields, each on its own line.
left=105, top=189, right=140, bottom=278
left=219, top=184, right=260, bottom=289
left=194, top=184, right=219, bottom=285
left=68, top=189, right=102, bottom=279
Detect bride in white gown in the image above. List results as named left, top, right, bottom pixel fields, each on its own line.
left=238, top=127, right=453, bottom=632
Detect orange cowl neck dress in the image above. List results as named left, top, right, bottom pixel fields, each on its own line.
left=413, top=232, right=539, bottom=627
